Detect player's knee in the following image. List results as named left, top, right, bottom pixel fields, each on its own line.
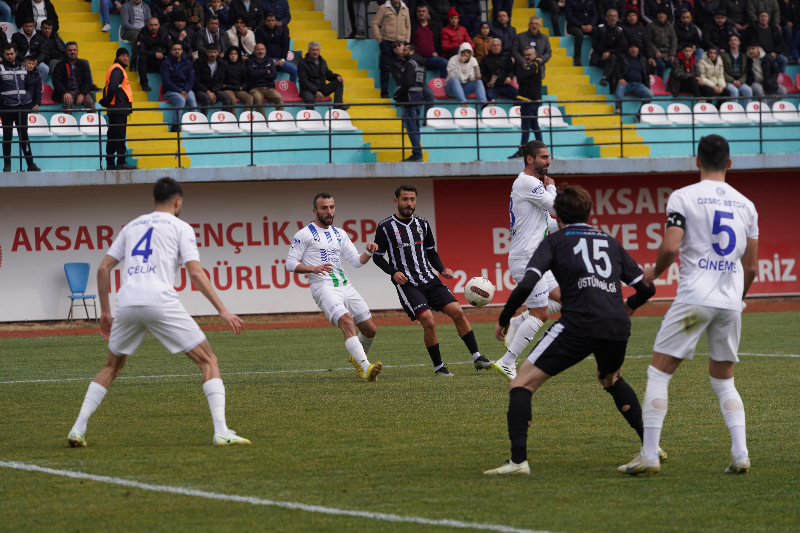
left=530, top=307, right=548, bottom=323
left=418, top=314, right=435, bottom=330
left=359, top=321, right=377, bottom=338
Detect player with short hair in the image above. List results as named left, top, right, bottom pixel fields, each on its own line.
left=485, top=184, right=657, bottom=476
left=492, top=140, right=563, bottom=382
left=68, top=178, right=250, bottom=448
left=372, top=184, right=493, bottom=376
left=619, top=135, right=759, bottom=476
left=286, top=193, right=382, bottom=381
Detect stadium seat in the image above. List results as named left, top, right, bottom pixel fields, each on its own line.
left=719, top=102, right=752, bottom=123
left=267, top=110, right=300, bottom=132
left=50, top=113, right=83, bottom=135
left=771, top=100, right=800, bottom=122
left=64, top=262, right=97, bottom=325
left=158, top=85, right=170, bottom=102
left=429, top=78, right=449, bottom=99
left=79, top=112, right=108, bottom=135
left=41, top=84, right=57, bottom=105
left=296, top=109, right=327, bottom=131
left=209, top=111, right=243, bottom=133
left=538, top=105, right=568, bottom=128
left=666, top=103, right=693, bottom=124
left=508, top=105, right=521, bottom=126
left=777, top=73, right=799, bottom=94
left=510, top=77, right=519, bottom=89
left=324, top=109, right=357, bottom=130
left=745, top=102, right=777, bottom=123
left=796, top=73, right=800, bottom=92
left=452, top=105, right=484, bottom=128
left=426, top=107, right=458, bottom=129
left=181, top=112, right=214, bottom=134
left=649, top=75, right=670, bottom=96
left=0, top=22, right=16, bottom=43
left=238, top=110, right=271, bottom=132
left=693, top=102, right=724, bottom=124
left=27, top=113, right=52, bottom=136
left=639, top=103, right=670, bottom=124
left=276, top=80, right=314, bottom=103
left=481, top=106, right=514, bottom=128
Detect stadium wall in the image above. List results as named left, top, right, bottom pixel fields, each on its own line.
left=0, top=171, right=797, bottom=322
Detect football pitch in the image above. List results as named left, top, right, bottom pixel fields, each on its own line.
left=1, top=312, right=798, bottom=533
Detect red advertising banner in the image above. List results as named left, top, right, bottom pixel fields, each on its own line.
left=434, top=171, right=799, bottom=305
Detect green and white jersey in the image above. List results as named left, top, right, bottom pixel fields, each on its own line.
left=286, top=223, right=364, bottom=288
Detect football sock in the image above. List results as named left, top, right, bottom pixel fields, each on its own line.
left=642, top=365, right=673, bottom=460
left=710, top=376, right=748, bottom=457
left=501, top=315, right=544, bottom=365
left=357, top=332, right=375, bottom=354
left=508, top=387, right=533, bottom=464
left=345, top=336, right=371, bottom=373
left=510, top=311, right=528, bottom=331
left=72, top=381, right=107, bottom=435
left=203, top=378, right=229, bottom=436
left=604, top=377, right=644, bottom=442
left=427, top=343, right=443, bottom=367
left=461, top=330, right=481, bottom=361
left=547, top=299, right=562, bottom=315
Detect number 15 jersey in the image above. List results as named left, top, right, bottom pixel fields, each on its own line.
left=666, top=180, right=759, bottom=311
left=107, top=212, right=200, bottom=308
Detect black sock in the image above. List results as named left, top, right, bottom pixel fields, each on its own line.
left=604, top=377, right=644, bottom=442
left=426, top=343, right=442, bottom=367
left=461, top=330, right=479, bottom=355
left=508, top=387, right=533, bottom=464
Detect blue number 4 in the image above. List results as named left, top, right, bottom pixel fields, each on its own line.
left=712, top=211, right=736, bottom=256
left=132, top=228, right=154, bottom=263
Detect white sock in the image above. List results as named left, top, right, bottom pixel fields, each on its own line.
left=471, top=352, right=482, bottom=361
left=710, top=376, right=748, bottom=457
left=345, top=336, right=370, bottom=373
left=434, top=363, right=445, bottom=371
left=357, top=332, right=375, bottom=354
left=547, top=299, right=562, bottom=315
left=499, top=349, right=518, bottom=367
left=72, top=382, right=107, bottom=435
left=642, top=365, right=673, bottom=460
left=502, top=315, right=544, bottom=366
left=203, top=378, right=228, bottom=436
left=510, top=311, right=528, bottom=331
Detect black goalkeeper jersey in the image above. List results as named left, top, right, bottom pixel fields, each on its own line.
left=374, top=214, right=438, bottom=286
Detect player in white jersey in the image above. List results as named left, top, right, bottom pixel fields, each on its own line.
left=67, top=178, right=250, bottom=448
left=620, top=136, right=759, bottom=476
left=286, top=193, right=382, bottom=381
left=492, top=140, right=563, bottom=381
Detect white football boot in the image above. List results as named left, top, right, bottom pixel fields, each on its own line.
left=725, top=453, right=750, bottom=474
left=484, top=460, right=530, bottom=475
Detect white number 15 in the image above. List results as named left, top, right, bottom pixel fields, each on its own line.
left=573, top=237, right=612, bottom=278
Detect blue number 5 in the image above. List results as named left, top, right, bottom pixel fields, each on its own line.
left=509, top=197, right=516, bottom=230
left=712, top=211, right=736, bottom=256
left=132, top=228, right=154, bottom=263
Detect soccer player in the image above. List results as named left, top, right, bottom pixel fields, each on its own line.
left=68, top=178, right=250, bottom=447
left=492, top=140, right=563, bottom=382
left=485, top=185, right=657, bottom=475
left=619, top=135, right=759, bottom=476
left=373, top=184, right=493, bottom=376
left=285, top=193, right=382, bottom=381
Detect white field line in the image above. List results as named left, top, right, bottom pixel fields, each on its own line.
left=0, top=460, right=554, bottom=533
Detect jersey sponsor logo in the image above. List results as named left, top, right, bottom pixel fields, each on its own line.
left=716, top=187, right=726, bottom=196
left=577, top=275, right=617, bottom=293
left=698, top=258, right=737, bottom=272
left=531, top=185, right=543, bottom=195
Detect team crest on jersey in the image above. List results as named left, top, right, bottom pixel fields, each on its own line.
left=416, top=227, right=424, bottom=235
left=716, top=187, right=726, bottom=196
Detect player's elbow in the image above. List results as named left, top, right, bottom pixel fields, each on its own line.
left=743, top=260, right=758, bottom=277
left=285, top=260, right=298, bottom=273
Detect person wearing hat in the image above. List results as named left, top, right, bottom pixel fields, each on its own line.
left=747, top=0, right=780, bottom=26
left=647, top=5, right=677, bottom=78
left=440, top=8, right=473, bottom=59
left=166, top=11, right=196, bottom=58
left=694, top=0, right=724, bottom=29
left=371, top=0, right=411, bottom=98
left=100, top=48, right=135, bottom=171
left=621, top=9, right=657, bottom=69
left=136, top=17, right=171, bottom=93
left=745, top=10, right=789, bottom=72
left=641, top=0, right=673, bottom=24
left=703, top=9, right=739, bottom=53
left=444, top=42, right=487, bottom=102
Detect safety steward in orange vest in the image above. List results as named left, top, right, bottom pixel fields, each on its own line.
left=100, top=48, right=135, bottom=171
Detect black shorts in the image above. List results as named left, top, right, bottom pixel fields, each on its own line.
left=527, top=322, right=628, bottom=379
left=396, top=278, right=458, bottom=320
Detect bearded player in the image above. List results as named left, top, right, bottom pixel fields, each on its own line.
left=286, top=193, right=382, bottom=381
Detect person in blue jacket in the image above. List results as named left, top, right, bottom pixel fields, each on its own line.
left=0, top=44, right=39, bottom=172
left=160, top=41, right=198, bottom=129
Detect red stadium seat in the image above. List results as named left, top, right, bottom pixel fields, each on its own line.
left=428, top=78, right=476, bottom=99
left=510, top=77, right=519, bottom=89
left=778, top=73, right=799, bottom=94
left=41, top=84, right=57, bottom=105
left=649, top=75, right=670, bottom=96
left=796, top=73, right=800, bottom=91
left=275, top=80, right=326, bottom=103
left=159, top=84, right=169, bottom=102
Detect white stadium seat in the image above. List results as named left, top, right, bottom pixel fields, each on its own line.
left=324, top=109, right=357, bottom=130
left=666, top=103, right=693, bottom=125
left=238, top=111, right=271, bottom=132
left=745, top=102, right=777, bottom=123
left=0, top=22, right=16, bottom=43
left=771, top=101, right=800, bottom=123
left=693, top=103, right=724, bottom=124
left=538, top=105, right=568, bottom=128
left=27, top=114, right=52, bottom=136
left=452, top=106, right=485, bottom=128
left=79, top=113, right=108, bottom=135
left=50, top=113, right=84, bottom=136
left=481, top=106, right=514, bottom=128
left=181, top=112, right=214, bottom=134
left=425, top=107, right=458, bottom=129
left=296, top=109, right=327, bottom=131
left=508, top=105, right=521, bottom=127
left=719, top=102, right=752, bottom=123
left=209, top=111, right=243, bottom=133
left=267, top=110, right=299, bottom=132
left=638, top=103, right=670, bottom=124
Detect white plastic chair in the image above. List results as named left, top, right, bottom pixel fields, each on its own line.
left=666, top=103, right=693, bottom=125
left=481, top=106, right=514, bottom=128
left=26, top=113, right=52, bottom=136
left=181, top=111, right=214, bottom=134
left=745, top=102, right=777, bottom=123
left=324, top=109, right=357, bottom=130
left=425, top=107, right=458, bottom=129
left=50, top=113, right=84, bottom=136
left=719, top=102, right=752, bottom=123
left=238, top=111, right=271, bottom=132
left=771, top=100, right=800, bottom=123
left=452, top=106, right=485, bottom=129
left=638, top=103, right=670, bottom=125
left=209, top=111, right=243, bottom=133
left=538, top=105, right=568, bottom=128
left=267, top=110, right=299, bottom=132
left=296, top=109, right=327, bottom=131
left=508, top=105, right=521, bottom=127
left=0, top=22, right=17, bottom=43
left=79, top=113, right=108, bottom=135
left=693, top=103, right=724, bottom=124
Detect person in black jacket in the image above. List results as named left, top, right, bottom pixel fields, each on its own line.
left=0, top=44, right=40, bottom=172
left=246, top=42, right=283, bottom=118
left=151, top=0, right=180, bottom=24
left=166, top=12, right=196, bottom=58
left=229, top=0, right=266, bottom=29
left=746, top=41, right=787, bottom=102
left=137, top=17, right=171, bottom=92
left=255, top=13, right=296, bottom=83
left=481, top=38, right=518, bottom=100
left=297, top=41, right=346, bottom=110
left=613, top=42, right=653, bottom=110
left=509, top=46, right=543, bottom=160
left=15, top=0, right=59, bottom=32
left=621, top=10, right=657, bottom=69
left=410, top=5, right=448, bottom=78
left=12, top=19, right=49, bottom=80
left=100, top=48, right=136, bottom=170
left=40, top=20, right=64, bottom=74
left=389, top=39, right=406, bottom=82
left=725, top=0, right=749, bottom=32
left=23, top=56, right=42, bottom=112
left=595, top=0, right=625, bottom=25
left=745, top=11, right=789, bottom=72
left=458, top=0, right=483, bottom=36
left=52, top=42, right=95, bottom=113
left=221, top=47, right=254, bottom=108
left=194, top=43, right=231, bottom=113
left=591, top=9, right=627, bottom=84
left=694, top=0, right=723, bottom=29
left=641, top=0, right=673, bottom=23
left=394, top=47, right=425, bottom=162
left=704, top=9, right=739, bottom=52
left=566, top=0, right=597, bottom=66
left=675, top=9, right=704, bottom=57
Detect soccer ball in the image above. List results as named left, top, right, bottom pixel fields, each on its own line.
left=464, top=277, right=495, bottom=307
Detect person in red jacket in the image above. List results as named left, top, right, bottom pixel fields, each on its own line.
left=440, top=7, right=473, bottom=58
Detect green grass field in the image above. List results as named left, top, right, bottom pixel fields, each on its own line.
left=1, top=312, right=798, bottom=533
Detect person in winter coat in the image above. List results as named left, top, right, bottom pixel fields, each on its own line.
left=458, top=0, right=484, bottom=36
left=255, top=13, right=296, bottom=83
left=613, top=42, right=653, bottom=106
left=512, top=17, right=552, bottom=74
left=297, top=41, right=346, bottom=110
left=473, top=22, right=493, bottom=62
left=23, top=56, right=42, bottom=111
left=372, top=0, right=411, bottom=98
left=648, top=6, right=677, bottom=78
left=747, top=0, right=780, bottom=25
left=229, top=0, right=267, bottom=29
left=39, top=19, right=65, bottom=74
left=205, top=0, right=230, bottom=32
left=246, top=42, right=283, bottom=118
left=136, top=17, right=171, bottom=92
left=52, top=42, right=95, bottom=112
left=166, top=12, right=196, bottom=57
left=194, top=43, right=231, bottom=113
left=641, top=0, right=673, bottom=23
left=12, top=19, right=49, bottom=80
left=491, top=10, right=517, bottom=56
left=675, top=9, right=704, bottom=58
left=745, top=41, right=787, bottom=102
left=697, top=46, right=732, bottom=105
left=100, top=48, right=134, bottom=170
left=444, top=42, right=487, bottom=101
left=179, top=0, right=205, bottom=29
left=595, top=0, right=625, bottom=25
left=703, top=9, right=739, bottom=52
left=480, top=38, right=518, bottom=100
left=262, top=0, right=289, bottom=26
left=721, top=34, right=752, bottom=103
left=621, top=9, right=657, bottom=67
left=668, top=42, right=702, bottom=95
left=15, top=0, right=59, bottom=32
left=509, top=46, right=543, bottom=159
left=565, top=0, right=597, bottom=67
left=0, top=44, right=40, bottom=171
left=694, top=0, right=723, bottom=28
left=591, top=9, right=627, bottom=85
left=196, top=16, right=232, bottom=59
left=744, top=11, right=788, bottom=72
left=227, top=15, right=256, bottom=59
left=411, top=5, right=448, bottom=76
left=625, top=0, right=642, bottom=21
left=726, top=0, right=749, bottom=32
left=394, top=45, right=426, bottom=162
left=160, top=41, right=198, bottom=126
left=440, top=8, right=473, bottom=59
left=221, top=47, right=253, bottom=107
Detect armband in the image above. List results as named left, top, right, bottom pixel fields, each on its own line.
left=666, top=212, right=686, bottom=229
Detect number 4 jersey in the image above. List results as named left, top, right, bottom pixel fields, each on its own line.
left=666, top=180, right=758, bottom=311
left=107, top=212, right=200, bottom=308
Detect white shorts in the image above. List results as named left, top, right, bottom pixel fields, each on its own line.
left=509, top=258, right=559, bottom=309
left=653, top=302, right=742, bottom=363
left=109, top=304, right=207, bottom=356
left=312, top=284, right=372, bottom=327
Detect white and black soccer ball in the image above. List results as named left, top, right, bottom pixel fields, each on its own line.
left=464, top=277, right=495, bottom=307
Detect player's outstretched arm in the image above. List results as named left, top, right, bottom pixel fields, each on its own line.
left=644, top=226, right=684, bottom=285
left=741, top=238, right=759, bottom=299
left=185, top=260, right=243, bottom=336
left=97, top=255, right=120, bottom=340
left=359, top=242, right=379, bottom=264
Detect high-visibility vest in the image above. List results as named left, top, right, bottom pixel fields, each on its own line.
left=104, top=63, right=133, bottom=106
